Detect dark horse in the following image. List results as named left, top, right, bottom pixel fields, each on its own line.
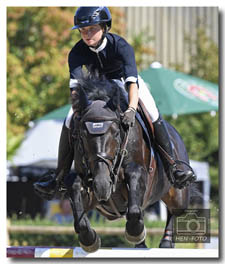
left=67, top=76, right=193, bottom=252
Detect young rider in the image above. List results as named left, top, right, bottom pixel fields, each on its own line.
left=34, top=7, right=195, bottom=197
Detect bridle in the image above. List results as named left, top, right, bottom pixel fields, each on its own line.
left=78, top=117, right=130, bottom=193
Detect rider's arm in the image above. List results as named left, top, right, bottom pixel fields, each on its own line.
left=68, top=41, right=87, bottom=94
left=116, top=37, right=139, bottom=111
left=127, top=82, right=139, bottom=111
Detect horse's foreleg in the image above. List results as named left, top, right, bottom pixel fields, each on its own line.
left=124, top=164, right=147, bottom=245
left=69, top=176, right=101, bottom=253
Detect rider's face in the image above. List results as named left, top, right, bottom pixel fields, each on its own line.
left=80, top=24, right=103, bottom=47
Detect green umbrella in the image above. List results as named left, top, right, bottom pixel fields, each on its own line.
left=140, top=62, right=218, bottom=116
left=38, top=104, right=71, bottom=121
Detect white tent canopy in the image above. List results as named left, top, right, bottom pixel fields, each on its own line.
left=12, top=120, right=63, bottom=168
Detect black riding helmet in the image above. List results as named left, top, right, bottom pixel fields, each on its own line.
left=72, top=7, right=112, bottom=31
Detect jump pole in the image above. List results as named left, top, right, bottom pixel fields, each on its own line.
left=7, top=246, right=218, bottom=258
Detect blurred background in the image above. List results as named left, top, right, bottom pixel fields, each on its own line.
left=7, top=7, right=218, bottom=249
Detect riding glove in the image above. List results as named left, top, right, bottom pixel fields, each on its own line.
left=122, top=107, right=136, bottom=127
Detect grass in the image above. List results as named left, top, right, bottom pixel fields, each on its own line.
left=10, top=213, right=167, bottom=228
left=10, top=207, right=218, bottom=231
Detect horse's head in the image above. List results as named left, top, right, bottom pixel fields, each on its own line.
left=75, top=83, right=123, bottom=202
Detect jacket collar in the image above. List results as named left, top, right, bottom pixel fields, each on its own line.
left=89, top=37, right=107, bottom=53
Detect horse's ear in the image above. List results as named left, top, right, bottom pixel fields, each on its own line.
left=79, top=86, right=92, bottom=111
left=106, top=86, right=121, bottom=112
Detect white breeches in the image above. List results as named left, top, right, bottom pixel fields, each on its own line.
left=65, top=107, right=74, bottom=128
left=65, top=75, right=159, bottom=128
left=113, top=75, right=159, bottom=122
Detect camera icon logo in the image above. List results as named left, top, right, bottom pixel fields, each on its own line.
left=176, top=213, right=207, bottom=235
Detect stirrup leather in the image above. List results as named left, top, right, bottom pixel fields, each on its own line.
left=157, top=144, right=196, bottom=188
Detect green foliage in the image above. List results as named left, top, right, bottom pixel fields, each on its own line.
left=166, top=112, right=218, bottom=192
left=166, top=112, right=218, bottom=161
left=7, top=133, right=24, bottom=161
left=166, top=26, right=219, bottom=200
left=187, top=27, right=219, bottom=196
left=186, top=27, right=218, bottom=83
left=129, top=31, right=155, bottom=71
left=7, top=7, right=77, bottom=119
left=7, top=7, right=76, bottom=158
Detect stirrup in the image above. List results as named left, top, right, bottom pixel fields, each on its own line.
left=169, top=161, right=196, bottom=189
left=33, top=171, right=57, bottom=200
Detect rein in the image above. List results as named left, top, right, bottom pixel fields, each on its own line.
left=111, top=126, right=130, bottom=192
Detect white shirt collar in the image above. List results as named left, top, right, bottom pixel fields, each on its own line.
left=89, top=37, right=107, bottom=53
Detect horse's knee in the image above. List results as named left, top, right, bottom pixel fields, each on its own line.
left=125, top=165, right=147, bottom=200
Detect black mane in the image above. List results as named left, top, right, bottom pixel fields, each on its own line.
left=71, top=75, right=128, bottom=112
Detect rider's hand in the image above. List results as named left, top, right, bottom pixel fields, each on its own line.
left=121, top=107, right=136, bottom=127
left=71, top=90, right=77, bottom=95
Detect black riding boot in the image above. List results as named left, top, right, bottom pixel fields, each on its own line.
left=153, top=115, right=195, bottom=188
left=34, top=123, right=74, bottom=196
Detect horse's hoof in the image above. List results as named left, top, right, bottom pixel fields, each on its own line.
left=125, top=226, right=146, bottom=244
left=159, top=239, right=175, bottom=248
left=135, top=241, right=148, bottom=248
left=79, top=233, right=101, bottom=253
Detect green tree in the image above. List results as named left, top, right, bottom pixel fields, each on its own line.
left=7, top=7, right=76, bottom=157
left=166, top=27, right=219, bottom=201
left=187, top=27, right=218, bottom=84
left=129, top=31, right=155, bottom=71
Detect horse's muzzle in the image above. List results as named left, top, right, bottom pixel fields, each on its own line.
left=92, top=177, right=112, bottom=202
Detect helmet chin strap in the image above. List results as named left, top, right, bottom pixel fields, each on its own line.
left=89, top=32, right=106, bottom=49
